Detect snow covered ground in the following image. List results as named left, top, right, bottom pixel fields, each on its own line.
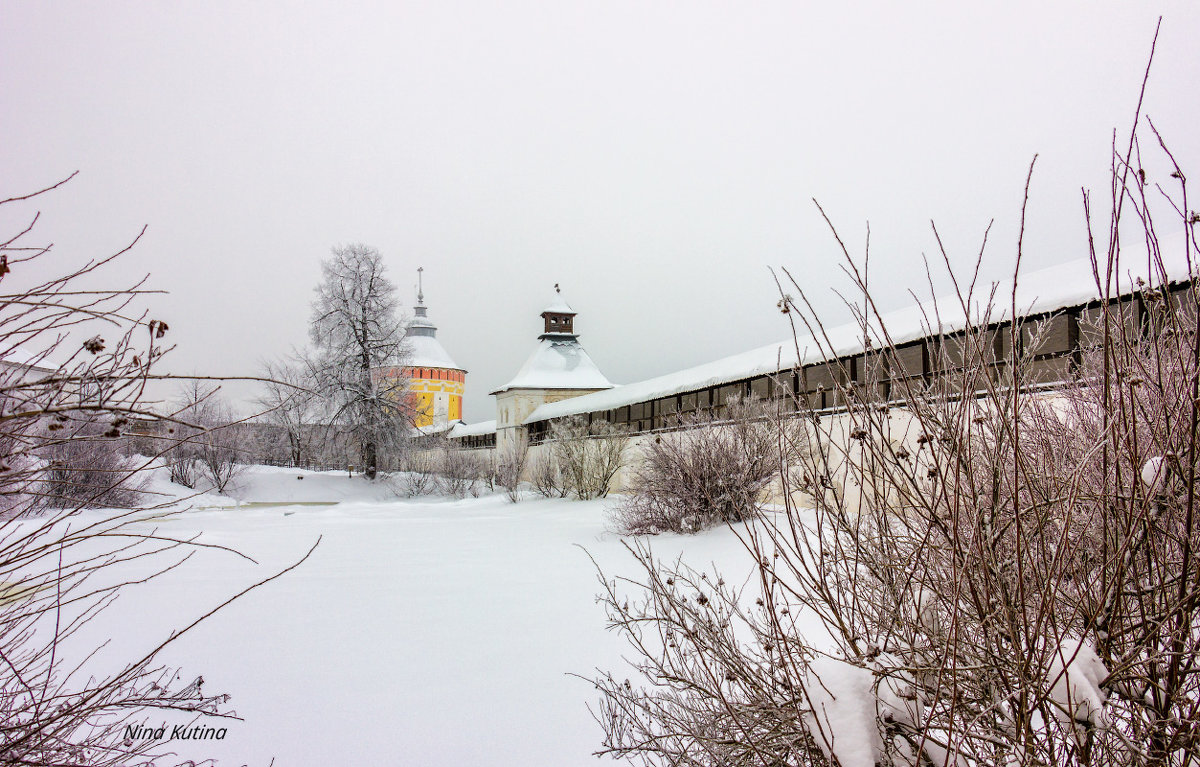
left=46, top=466, right=769, bottom=766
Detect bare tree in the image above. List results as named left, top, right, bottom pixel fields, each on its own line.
left=254, top=355, right=319, bottom=467
left=195, top=402, right=244, bottom=494
left=174, top=381, right=246, bottom=494
left=308, top=244, right=412, bottom=480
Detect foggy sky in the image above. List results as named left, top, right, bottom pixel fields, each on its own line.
left=3, top=2, right=1198, bottom=422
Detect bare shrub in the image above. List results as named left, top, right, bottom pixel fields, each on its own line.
left=592, top=95, right=1200, bottom=765
left=436, top=444, right=486, bottom=498
left=398, top=449, right=439, bottom=496
left=613, top=397, right=778, bottom=534
left=479, top=449, right=498, bottom=493
left=497, top=436, right=529, bottom=502
left=38, top=420, right=144, bottom=509
left=590, top=542, right=831, bottom=766
left=530, top=450, right=567, bottom=498
left=167, top=444, right=201, bottom=489
left=551, top=415, right=631, bottom=499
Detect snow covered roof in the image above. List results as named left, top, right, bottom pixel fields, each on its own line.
left=403, top=283, right=464, bottom=371
left=0, top=347, right=57, bottom=373
left=542, top=287, right=575, bottom=315
left=409, top=313, right=437, bottom=330
left=492, top=337, right=614, bottom=394
left=407, top=333, right=463, bottom=371
left=526, top=246, right=1196, bottom=423
left=448, top=420, right=497, bottom=438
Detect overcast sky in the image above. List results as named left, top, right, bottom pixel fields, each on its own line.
left=3, top=2, right=1198, bottom=422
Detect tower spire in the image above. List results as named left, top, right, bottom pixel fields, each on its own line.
left=417, top=266, right=425, bottom=306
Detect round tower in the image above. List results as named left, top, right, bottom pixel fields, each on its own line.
left=403, top=268, right=466, bottom=428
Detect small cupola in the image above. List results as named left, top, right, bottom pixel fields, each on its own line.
left=540, top=283, right=576, bottom=337
left=409, top=266, right=438, bottom=338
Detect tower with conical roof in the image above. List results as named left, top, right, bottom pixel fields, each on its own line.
left=402, top=268, right=466, bottom=428
left=491, top=284, right=613, bottom=448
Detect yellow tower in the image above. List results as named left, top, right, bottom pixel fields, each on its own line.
left=403, top=268, right=465, bottom=428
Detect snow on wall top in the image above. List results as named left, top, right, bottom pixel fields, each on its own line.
left=492, top=337, right=614, bottom=394
left=526, top=338, right=799, bottom=423
left=526, top=246, right=1196, bottom=424
left=448, top=419, right=497, bottom=438
left=412, top=419, right=460, bottom=437
left=407, top=333, right=464, bottom=371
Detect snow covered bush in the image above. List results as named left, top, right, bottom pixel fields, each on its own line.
left=550, top=415, right=630, bottom=500
left=436, top=443, right=487, bottom=498
left=497, top=435, right=529, bottom=502
left=593, top=111, right=1200, bottom=765
left=530, top=451, right=567, bottom=498
left=397, top=449, right=439, bottom=496
left=37, top=420, right=144, bottom=509
left=612, top=396, right=778, bottom=535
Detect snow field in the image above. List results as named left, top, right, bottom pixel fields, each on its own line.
left=21, top=463, right=1118, bottom=766
left=46, top=466, right=772, bottom=766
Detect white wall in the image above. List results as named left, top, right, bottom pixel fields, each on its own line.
left=494, top=386, right=610, bottom=450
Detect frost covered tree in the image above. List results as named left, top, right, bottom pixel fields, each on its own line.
left=254, top=356, right=320, bottom=467
left=175, top=381, right=246, bottom=493
left=308, top=244, right=412, bottom=479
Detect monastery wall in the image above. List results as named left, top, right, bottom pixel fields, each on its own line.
left=516, top=278, right=1193, bottom=446
left=449, top=276, right=1196, bottom=505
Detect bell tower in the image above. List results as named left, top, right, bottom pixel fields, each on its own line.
left=540, top=283, right=576, bottom=337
